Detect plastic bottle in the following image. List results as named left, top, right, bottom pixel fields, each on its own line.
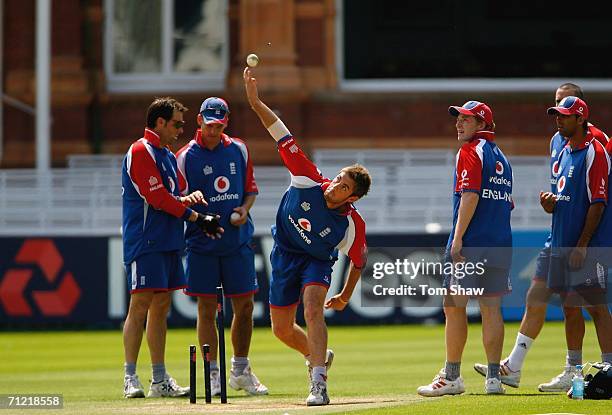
left=572, top=364, right=584, bottom=400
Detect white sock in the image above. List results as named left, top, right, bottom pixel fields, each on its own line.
left=312, top=366, right=327, bottom=384
left=231, top=356, right=249, bottom=376
left=506, top=333, right=534, bottom=372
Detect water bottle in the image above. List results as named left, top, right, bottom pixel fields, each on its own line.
left=572, top=364, right=584, bottom=400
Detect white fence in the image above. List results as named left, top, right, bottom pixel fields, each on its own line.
left=0, top=151, right=551, bottom=236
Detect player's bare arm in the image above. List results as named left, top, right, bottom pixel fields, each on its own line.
left=451, top=192, right=479, bottom=263
left=569, top=202, right=605, bottom=269
left=243, top=67, right=288, bottom=136
left=325, top=262, right=362, bottom=311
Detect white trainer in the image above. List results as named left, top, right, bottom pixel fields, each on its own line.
left=306, top=349, right=335, bottom=379
left=147, top=374, right=190, bottom=397
left=210, top=369, right=221, bottom=396
left=229, top=365, right=268, bottom=395
left=538, top=366, right=577, bottom=392
left=485, top=378, right=506, bottom=394
left=124, top=374, right=145, bottom=398
left=306, top=380, right=330, bottom=406
left=417, top=370, right=465, bottom=397
left=473, top=359, right=521, bottom=388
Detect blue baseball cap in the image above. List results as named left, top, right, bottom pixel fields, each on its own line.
left=199, top=97, right=230, bottom=125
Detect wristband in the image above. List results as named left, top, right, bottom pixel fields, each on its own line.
left=267, top=119, right=291, bottom=142
left=181, top=207, right=194, bottom=221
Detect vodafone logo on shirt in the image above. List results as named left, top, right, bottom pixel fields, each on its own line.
left=298, top=218, right=312, bottom=232
left=552, top=161, right=560, bottom=177
left=557, top=175, right=566, bottom=193
left=495, top=161, right=504, bottom=175
left=459, top=169, right=470, bottom=187
left=214, top=176, right=230, bottom=193
left=209, top=176, right=239, bottom=202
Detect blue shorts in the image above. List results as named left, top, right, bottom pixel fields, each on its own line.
left=533, top=245, right=551, bottom=281
left=269, top=245, right=334, bottom=308
left=185, top=244, right=258, bottom=297
left=548, top=252, right=608, bottom=304
left=125, top=251, right=186, bottom=294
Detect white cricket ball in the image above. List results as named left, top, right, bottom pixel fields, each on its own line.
left=246, top=53, right=259, bottom=67
left=230, top=212, right=241, bottom=222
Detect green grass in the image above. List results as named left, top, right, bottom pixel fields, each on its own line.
left=0, top=322, right=608, bottom=414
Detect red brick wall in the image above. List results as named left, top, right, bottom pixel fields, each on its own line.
left=3, top=0, right=612, bottom=167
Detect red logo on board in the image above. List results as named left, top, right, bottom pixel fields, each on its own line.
left=0, top=239, right=81, bottom=316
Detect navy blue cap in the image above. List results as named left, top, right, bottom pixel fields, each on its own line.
left=200, top=97, right=229, bottom=125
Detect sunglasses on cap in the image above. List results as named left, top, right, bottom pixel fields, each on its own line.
left=202, top=107, right=228, bottom=120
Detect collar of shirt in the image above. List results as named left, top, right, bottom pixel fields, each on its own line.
left=143, top=128, right=161, bottom=148
left=471, top=130, right=495, bottom=142
left=195, top=129, right=232, bottom=149
left=565, top=130, right=593, bottom=152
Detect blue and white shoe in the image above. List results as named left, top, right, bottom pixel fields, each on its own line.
left=147, top=374, right=189, bottom=397
left=306, top=380, right=330, bottom=406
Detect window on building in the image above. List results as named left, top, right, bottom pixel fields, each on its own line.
left=105, top=0, right=228, bottom=92
left=338, top=0, right=612, bottom=91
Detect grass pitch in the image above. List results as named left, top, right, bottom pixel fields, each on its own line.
left=0, top=322, right=609, bottom=414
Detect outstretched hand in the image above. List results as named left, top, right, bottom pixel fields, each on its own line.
left=180, top=190, right=206, bottom=207
left=243, top=67, right=259, bottom=107
left=325, top=295, right=349, bottom=311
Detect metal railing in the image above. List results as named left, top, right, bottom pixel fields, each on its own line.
left=0, top=150, right=551, bottom=236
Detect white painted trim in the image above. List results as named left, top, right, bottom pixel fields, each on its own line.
left=334, top=0, right=344, bottom=83
left=162, top=0, right=172, bottom=75
left=103, top=0, right=114, bottom=88
left=36, top=0, right=51, bottom=172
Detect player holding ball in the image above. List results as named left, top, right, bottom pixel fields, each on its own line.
left=176, top=96, right=268, bottom=397
left=243, top=66, right=371, bottom=406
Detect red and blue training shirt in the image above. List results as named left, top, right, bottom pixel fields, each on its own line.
left=122, top=128, right=193, bottom=264
left=176, top=130, right=258, bottom=256
left=272, top=135, right=367, bottom=269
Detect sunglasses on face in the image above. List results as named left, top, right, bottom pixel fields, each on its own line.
left=169, top=119, right=186, bottom=129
